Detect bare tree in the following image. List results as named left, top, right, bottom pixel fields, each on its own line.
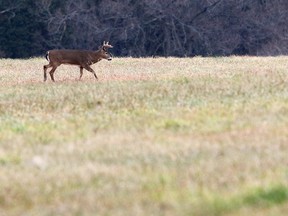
left=3, top=0, right=288, bottom=57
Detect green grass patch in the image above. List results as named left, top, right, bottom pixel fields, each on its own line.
left=195, top=185, right=288, bottom=216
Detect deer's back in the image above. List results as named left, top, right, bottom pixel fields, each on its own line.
left=48, top=49, right=95, bottom=65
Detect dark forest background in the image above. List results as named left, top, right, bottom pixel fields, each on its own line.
left=1, top=0, right=288, bottom=58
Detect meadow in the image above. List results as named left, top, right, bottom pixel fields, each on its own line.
left=0, top=56, right=287, bottom=216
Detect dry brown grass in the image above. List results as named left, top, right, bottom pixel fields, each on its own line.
left=0, top=56, right=287, bottom=216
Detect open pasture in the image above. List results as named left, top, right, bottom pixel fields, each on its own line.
left=0, top=56, right=287, bottom=216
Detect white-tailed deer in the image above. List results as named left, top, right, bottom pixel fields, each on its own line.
left=43, top=41, right=113, bottom=82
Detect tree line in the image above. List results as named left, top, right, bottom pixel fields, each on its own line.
left=1, top=0, right=288, bottom=58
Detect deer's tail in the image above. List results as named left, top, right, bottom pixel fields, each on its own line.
left=45, top=51, right=50, bottom=62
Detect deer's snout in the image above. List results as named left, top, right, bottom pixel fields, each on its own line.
left=107, top=52, right=113, bottom=61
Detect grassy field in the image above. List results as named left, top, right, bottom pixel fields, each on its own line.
left=0, top=56, right=287, bottom=216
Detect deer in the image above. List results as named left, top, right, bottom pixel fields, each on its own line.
left=43, top=41, right=113, bottom=82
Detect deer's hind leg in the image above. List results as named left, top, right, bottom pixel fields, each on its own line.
left=43, top=63, right=53, bottom=82
left=79, top=66, right=84, bottom=80
left=49, top=65, right=58, bottom=82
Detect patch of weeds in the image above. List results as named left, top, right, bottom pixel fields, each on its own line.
left=158, top=118, right=190, bottom=131
left=141, top=170, right=186, bottom=204
left=11, top=123, right=27, bottom=134
left=175, top=77, right=190, bottom=84
left=0, top=155, right=21, bottom=166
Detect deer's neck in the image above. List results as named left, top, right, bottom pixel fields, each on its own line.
left=89, top=50, right=101, bottom=63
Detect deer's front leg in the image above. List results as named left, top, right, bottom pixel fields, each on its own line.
left=84, top=65, right=98, bottom=80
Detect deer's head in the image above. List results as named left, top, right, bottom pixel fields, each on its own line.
left=99, top=41, right=113, bottom=61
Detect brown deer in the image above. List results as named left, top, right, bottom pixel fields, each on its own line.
left=43, top=41, right=113, bottom=82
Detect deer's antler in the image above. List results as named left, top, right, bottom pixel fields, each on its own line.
left=103, top=41, right=113, bottom=49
